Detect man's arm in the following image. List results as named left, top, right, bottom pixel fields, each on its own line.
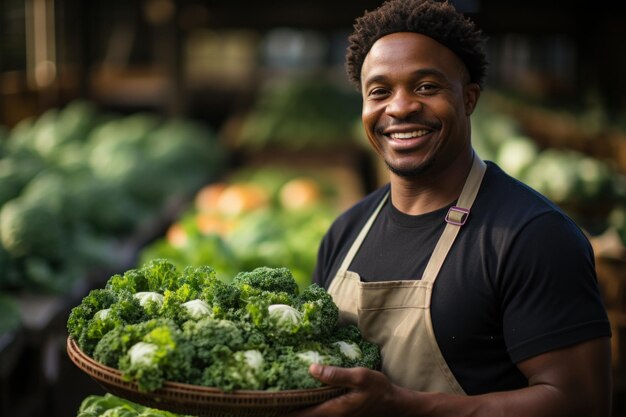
left=287, top=337, right=612, bottom=417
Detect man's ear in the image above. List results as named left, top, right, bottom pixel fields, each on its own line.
left=464, top=83, right=481, bottom=116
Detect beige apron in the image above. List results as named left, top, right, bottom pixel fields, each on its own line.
left=328, top=155, right=486, bottom=394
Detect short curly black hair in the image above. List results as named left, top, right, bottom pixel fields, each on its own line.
left=346, top=0, right=488, bottom=89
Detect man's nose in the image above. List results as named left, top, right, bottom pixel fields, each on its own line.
left=385, top=91, right=422, bottom=119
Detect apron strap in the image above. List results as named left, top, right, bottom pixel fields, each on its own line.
left=337, top=192, right=389, bottom=274
left=336, top=152, right=486, bottom=281
left=421, top=154, right=487, bottom=283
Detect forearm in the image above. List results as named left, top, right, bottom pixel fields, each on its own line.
left=294, top=339, right=611, bottom=417
left=393, top=383, right=608, bottom=417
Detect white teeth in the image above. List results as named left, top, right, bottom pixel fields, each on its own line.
left=389, top=130, right=429, bottom=139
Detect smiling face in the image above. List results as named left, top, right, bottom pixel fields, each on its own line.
left=361, top=32, right=480, bottom=178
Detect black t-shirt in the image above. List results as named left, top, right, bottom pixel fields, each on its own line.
left=313, top=161, right=611, bottom=395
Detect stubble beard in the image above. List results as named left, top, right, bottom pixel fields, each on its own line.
left=384, top=155, right=434, bottom=178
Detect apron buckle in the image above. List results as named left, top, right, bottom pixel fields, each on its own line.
left=445, top=206, right=470, bottom=226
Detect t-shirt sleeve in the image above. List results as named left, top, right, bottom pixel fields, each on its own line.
left=499, top=211, right=611, bottom=363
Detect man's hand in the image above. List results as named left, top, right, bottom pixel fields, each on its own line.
left=285, top=364, right=408, bottom=417
left=284, top=337, right=612, bottom=417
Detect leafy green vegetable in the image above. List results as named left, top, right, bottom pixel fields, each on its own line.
left=0, top=196, right=66, bottom=260
left=298, top=283, right=339, bottom=339
left=202, top=348, right=266, bottom=391
left=92, top=319, right=170, bottom=368
left=68, top=289, right=119, bottom=340
left=180, top=299, right=211, bottom=320
left=67, top=260, right=381, bottom=392
left=0, top=101, right=225, bottom=293
left=68, top=290, right=148, bottom=356
left=232, top=266, right=300, bottom=297
left=77, top=393, right=190, bottom=417
left=266, top=344, right=343, bottom=390
left=330, top=324, right=381, bottom=370
left=119, top=321, right=193, bottom=392
left=230, top=76, right=361, bottom=150
left=182, top=316, right=246, bottom=378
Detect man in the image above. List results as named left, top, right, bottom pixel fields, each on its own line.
left=290, top=0, right=613, bottom=416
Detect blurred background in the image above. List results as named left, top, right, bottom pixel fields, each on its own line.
left=1, top=0, right=626, bottom=416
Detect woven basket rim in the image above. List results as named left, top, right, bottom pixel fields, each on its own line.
left=66, top=336, right=347, bottom=413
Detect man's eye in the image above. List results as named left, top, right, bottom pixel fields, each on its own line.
left=416, top=83, right=438, bottom=93
left=368, top=88, right=389, bottom=97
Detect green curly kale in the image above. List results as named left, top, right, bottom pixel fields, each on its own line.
left=232, top=266, right=299, bottom=298
left=182, top=317, right=245, bottom=371
left=298, top=284, right=339, bottom=339
left=243, top=284, right=338, bottom=343
left=92, top=319, right=172, bottom=368
left=202, top=349, right=266, bottom=391
left=106, top=259, right=179, bottom=294
left=68, top=289, right=118, bottom=338
left=266, top=344, right=343, bottom=390
left=331, top=324, right=381, bottom=370
left=117, top=320, right=193, bottom=392
left=67, top=260, right=381, bottom=392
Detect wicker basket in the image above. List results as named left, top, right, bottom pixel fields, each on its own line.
left=66, top=337, right=347, bottom=417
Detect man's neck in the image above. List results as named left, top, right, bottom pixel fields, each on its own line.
left=389, top=150, right=475, bottom=216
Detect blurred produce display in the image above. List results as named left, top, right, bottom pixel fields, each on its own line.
left=471, top=96, right=626, bottom=237
left=221, top=76, right=362, bottom=150
left=478, top=90, right=626, bottom=165
left=0, top=293, right=20, bottom=337
left=139, top=167, right=343, bottom=290
left=77, top=393, right=189, bottom=417
left=608, top=207, right=626, bottom=248
left=0, top=101, right=225, bottom=295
